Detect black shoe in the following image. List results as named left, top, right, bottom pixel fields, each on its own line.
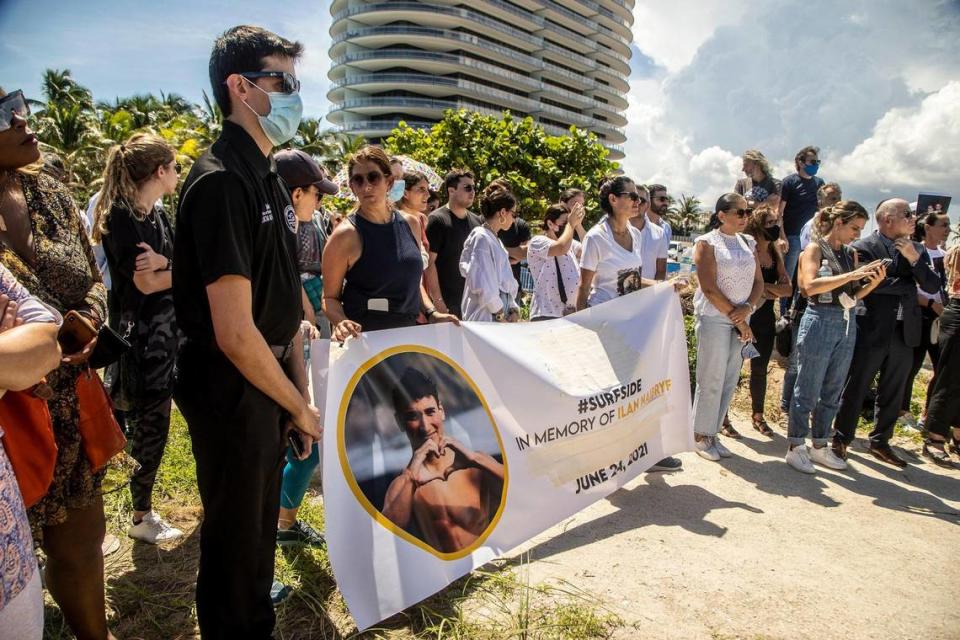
left=277, top=520, right=325, bottom=548
left=649, top=456, right=683, bottom=472
left=868, top=444, right=907, bottom=468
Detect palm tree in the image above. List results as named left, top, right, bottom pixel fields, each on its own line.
left=668, top=194, right=704, bottom=236
left=40, top=69, right=93, bottom=108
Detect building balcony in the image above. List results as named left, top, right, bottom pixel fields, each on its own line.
left=329, top=73, right=539, bottom=113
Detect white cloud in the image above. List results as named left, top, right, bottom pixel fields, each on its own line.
left=623, top=0, right=960, bottom=214
left=832, top=82, right=960, bottom=189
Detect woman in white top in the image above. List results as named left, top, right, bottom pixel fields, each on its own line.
left=527, top=202, right=586, bottom=320
left=576, top=176, right=657, bottom=310
left=459, top=180, right=521, bottom=322
left=691, top=193, right=765, bottom=462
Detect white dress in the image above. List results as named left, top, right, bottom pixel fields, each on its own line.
left=459, top=226, right=520, bottom=321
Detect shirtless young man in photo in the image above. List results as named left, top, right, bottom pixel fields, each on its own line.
left=382, top=367, right=505, bottom=552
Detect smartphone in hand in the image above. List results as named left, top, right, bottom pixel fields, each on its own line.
left=58, top=310, right=97, bottom=354
left=288, top=431, right=306, bottom=458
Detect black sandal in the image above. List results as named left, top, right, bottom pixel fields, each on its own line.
left=752, top=415, right=774, bottom=437
left=720, top=414, right=741, bottom=439
left=922, top=438, right=955, bottom=469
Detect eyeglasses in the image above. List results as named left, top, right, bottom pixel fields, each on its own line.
left=615, top=192, right=647, bottom=204
left=237, top=71, right=300, bottom=94
left=461, top=184, right=475, bottom=192
left=0, top=90, right=29, bottom=132
left=349, top=171, right=385, bottom=188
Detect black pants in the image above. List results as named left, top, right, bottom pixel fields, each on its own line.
left=175, top=344, right=287, bottom=640
left=902, top=311, right=941, bottom=413
left=834, top=321, right=914, bottom=446
left=127, top=392, right=173, bottom=512
left=926, top=300, right=960, bottom=439
left=749, top=304, right=776, bottom=415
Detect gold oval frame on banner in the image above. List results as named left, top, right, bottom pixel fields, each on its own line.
left=336, top=344, right=510, bottom=561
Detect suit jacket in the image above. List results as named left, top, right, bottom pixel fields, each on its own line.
left=852, top=231, right=941, bottom=348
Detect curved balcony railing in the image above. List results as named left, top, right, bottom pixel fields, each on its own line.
left=591, top=46, right=631, bottom=71
left=533, top=83, right=594, bottom=108
left=334, top=119, right=438, bottom=134
left=332, top=2, right=540, bottom=49
left=540, top=123, right=625, bottom=156
left=570, top=0, right=635, bottom=26
left=331, top=49, right=540, bottom=90
left=330, top=97, right=506, bottom=120
left=540, top=40, right=594, bottom=69
left=332, top=26, right=540, bottom=69
left=330, top=73, right=539, bottom=112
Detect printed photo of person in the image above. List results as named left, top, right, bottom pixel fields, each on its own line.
left=616, top=268, right=643, bottom=297
left=342, top=352, right=506, bottom=554
left=916, top=193, right=951, bottom=216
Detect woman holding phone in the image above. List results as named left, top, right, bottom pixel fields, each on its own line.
left=0, top=87, right=115, bottom=639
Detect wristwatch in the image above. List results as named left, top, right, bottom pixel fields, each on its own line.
left=425, top=307, right=437, bottom=319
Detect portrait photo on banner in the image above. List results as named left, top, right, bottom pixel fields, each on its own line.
left=340, top=349, right=507, bottom=557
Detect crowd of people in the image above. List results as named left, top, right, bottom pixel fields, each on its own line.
left=0, top=23, right=958, bottom=640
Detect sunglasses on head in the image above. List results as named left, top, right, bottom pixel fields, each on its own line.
left=237, top=71, right=300, bottom=94
left=0, top=90, right=30, bottom=132
left=615, top=192, right=647, bottom=204
left=349, top=170, right=385, bottom=188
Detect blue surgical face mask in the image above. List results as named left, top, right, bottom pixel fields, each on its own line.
left=803, top=162, right=820, bottom=177
left=388, top=180, right=406, bottom=203
left=243, top=78, right=303, bottom=147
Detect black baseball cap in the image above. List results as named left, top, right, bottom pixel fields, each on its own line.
left=275, top=149, right=338, bottom=195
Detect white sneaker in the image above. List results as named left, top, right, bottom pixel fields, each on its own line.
left=128, top=511, right=183, bottom=544
left=897, top=413, right=920, bottom=431
left=714, top=437, right=732, bottom=458
left=785, top=445, right=816, bottom=474
left=695, top=436, right=721, bottom=462
left=809, top=444, right=848, bottom=470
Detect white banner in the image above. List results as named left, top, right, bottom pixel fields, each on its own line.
left=311, top=283, right=693, bottom=630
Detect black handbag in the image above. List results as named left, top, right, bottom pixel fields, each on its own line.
left=89, top=323, right=132, bottom=369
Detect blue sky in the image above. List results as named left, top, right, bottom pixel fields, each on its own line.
left=2, top=0, right=959, bottom=212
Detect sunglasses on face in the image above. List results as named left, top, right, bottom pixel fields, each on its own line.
left=615, top=192, right=646, bottom=204
left=174, top=162, right=182, bottom=174
left=805, top=158, right=821, bottom=166
left=724, top=208, right=750, bottom=218
left=460, top=184, right=475, bottom=192
left=237, top=71, right=300, bottom=94
left=349, top=171, right=385, bottom=188
left=0, top=90, right=30, bottom=132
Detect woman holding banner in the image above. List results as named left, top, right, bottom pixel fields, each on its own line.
left=458, top=180, right=521, bottom=322
left=691, top=193, right=765, bottom=462
left=322, top=146, right=458, bottom=339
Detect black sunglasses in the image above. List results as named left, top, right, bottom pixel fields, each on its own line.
left=0, top=90, right=29, bottom=132
left=236, top=71, right=300, bottom=94
left=729, top=209, right=750, bottom=218
left=461, top=184, right=475, bottom=192
left=174, top=162, right=182, bottom=174
left=349, top=171, right=385, bottom=188
left=615, top=192, right=646, bottom=204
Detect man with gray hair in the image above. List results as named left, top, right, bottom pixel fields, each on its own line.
left=832, top=198, right=941, bottom=466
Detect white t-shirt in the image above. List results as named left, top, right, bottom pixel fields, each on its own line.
left=527, top=235, right=581, bottom=319
left=693, top=230, right=757, bottom=317
left=800, top=217, right=814, bottom=249
left=651, top=216, right=672, bottom=244
left=580, top=218, right=644, bottom=307
left=635, top=218, right=669, bottom=280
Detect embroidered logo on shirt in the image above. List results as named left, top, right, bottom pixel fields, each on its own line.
left=284, top=205, right=298, bottom=234
left=261, top=204, right=274, bottom=224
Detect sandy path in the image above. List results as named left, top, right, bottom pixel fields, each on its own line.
left=508, top=409, right=959, bottom=640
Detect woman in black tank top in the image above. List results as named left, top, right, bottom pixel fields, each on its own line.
left=321, top=147, right=458, bottom=340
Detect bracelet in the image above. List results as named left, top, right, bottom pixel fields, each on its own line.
left=425, top=307, right=436, bottom=318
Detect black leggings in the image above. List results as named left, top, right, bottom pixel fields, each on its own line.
left=902, top=311, right=941, bottom=413
left=749, top=304, right=777, bottom=415
left=925, top=300, right=960, bottom=439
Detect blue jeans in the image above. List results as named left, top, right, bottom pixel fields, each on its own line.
left=692, top=314, right=744, bottom=436
left=779, top=234, right=803, bottom=315
left=280, top=443, right=320, bottom=510
left=788, top=305, right=857, bottom=445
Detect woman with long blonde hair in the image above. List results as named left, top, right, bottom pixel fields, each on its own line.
left=96, top=132, right=184, bottom=544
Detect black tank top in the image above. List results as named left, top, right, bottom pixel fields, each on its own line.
left=341, top=211, right=422, bottom=324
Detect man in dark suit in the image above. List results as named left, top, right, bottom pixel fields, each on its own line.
left=833, top=199, right=941, bottom=467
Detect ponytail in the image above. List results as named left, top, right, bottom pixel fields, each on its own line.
left=92, top=133, right=174, bottom=243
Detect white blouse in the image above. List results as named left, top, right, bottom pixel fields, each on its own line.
left=693, top=230, right=757, bottom=317
left=459, top=226, right=520, bottom=321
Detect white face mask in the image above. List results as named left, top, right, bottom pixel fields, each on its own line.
left=388, top=180, right=406, bottom=203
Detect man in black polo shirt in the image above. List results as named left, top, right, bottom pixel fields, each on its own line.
left=173, top=26, right=320, bottom=639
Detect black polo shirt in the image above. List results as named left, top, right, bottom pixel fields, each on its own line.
left=173, top=121, right=302, bottom=349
